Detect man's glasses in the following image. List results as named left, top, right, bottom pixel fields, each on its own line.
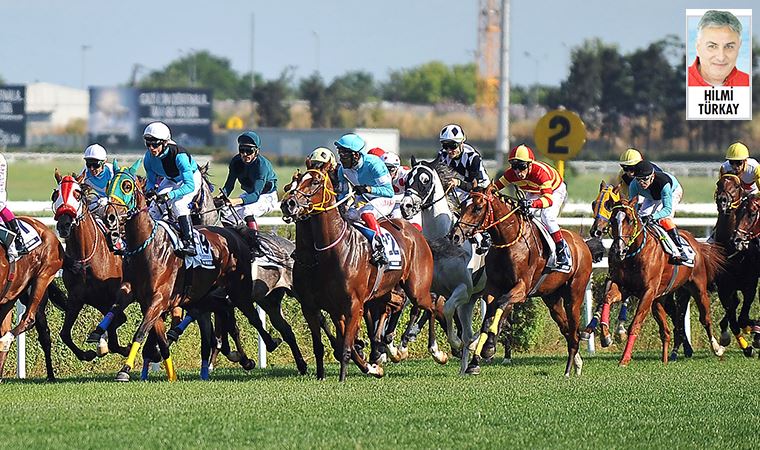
left=442, top=141, right=459, bottom=151
left=510, top=161, right=529, bottom=171
left=145, top=139, right=163, bottom=149
left=85, top=160, right=103, bottom=169
left=239, top=145, right=258, bottom=155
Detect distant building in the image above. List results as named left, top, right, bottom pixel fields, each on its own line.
left=26, top=82, right=88, bottom=134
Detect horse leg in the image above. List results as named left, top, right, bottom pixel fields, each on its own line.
left=260, top=291, right=307, bottom=375
left=219, top=308, right=255, bottom=370
left=619, top=290, right=656, bottom=367
left=59, top=300, right=97, bottom=361
left=651, top=299, right=671, bottom=364
left=544, top=294, right=574, bottom=377
left=237, top=302, right=282, bottom=353
left=468, top=292, right=499, bottom=375
left=689, top=284, right=725, bottom=357
left=564, top=273, right=588, bottom=377
left=344, top=305, right=379, bottom=380
left=150, top=319, right=176, bottom=382
left=107, top=311, right=131, bottom=357
left=457, top=298, right=476, bottom=375
left=736, top=282, right=757, bottom=357
left=581, top=278, right=611, bottom=340
left=398, top=305, right=425, bottom=360
left=116, top=300, right=166, bottom=382
left=140, top=331, right=160, bottom=381
left=383, top=304, right=405, bottom=363
left=197, top=311, right=213, bottom=380
left=600, top=282, right=624, bottom=348
left=443, top=284, right=469, bottom=354
left=5, top=274, right=56, bottom=339
left=87, top=281, right=133, bottom=343
left=302, top=305, right=326, bottom=380
left=716, top=282, right=738, bottom=347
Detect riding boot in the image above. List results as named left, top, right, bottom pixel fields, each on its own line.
left=555, top=239, right=570, bottom=268
left=177, top=215, right=197, bottom=257
left=666, top=228, right=688, bottom=264
left=244, top=215, right=265, bottom=258
left=6, top=219, right=28, bottom=255
left=361, top=212, right=388, bottom=266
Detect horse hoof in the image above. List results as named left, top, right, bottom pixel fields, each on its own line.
left=668, top=351, right=678, bottom=362
left=226, top=351, right=242, bottom=363
left=82, top=350, right=98, bottom=362
left=464, top=364, right=481, bottom=375
left=296, top=360, right=308, bottom=375
left=166, top=329, right=181, bottom=343
left=266, top=338, right=282, bottom=353
left=85, top=330, right=103, bottom=344
left=367, top=364, right=384, bottom=378
left=387, top=343, right=402, bottom=363
left=600, top=335, right=612, bottom=348
left=96, top=338, right=109, bottom=357
left=433, top=350, right=448, bottom=365
left=241, top=358, right=256, bottom=371
left=719, top=331, right=732, bottom=347
left=115, top=371, right=131, bottom=382
left=502, top=358, right=512, bottom=365
left=743, top=347, right=754, bottom=358
left=398, top=346, right=409, bottom=361
left=452, top=347, right=463, bottom=360
left=481, top=344, right=496, bottom=360
left=579, top=330, right=592, bottom=341
left=618, top=361, right=630, bottom=367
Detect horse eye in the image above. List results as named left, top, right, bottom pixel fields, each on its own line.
left=73, top=190, right=81, bottom=200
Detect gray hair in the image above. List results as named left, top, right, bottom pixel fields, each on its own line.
left=697, top=10, right=742, bottom=41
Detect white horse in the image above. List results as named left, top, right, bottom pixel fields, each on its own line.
left=399, top=157, right=487, bottom=374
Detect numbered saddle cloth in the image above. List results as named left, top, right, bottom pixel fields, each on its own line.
left=155, top=221, right=215, bottom=270
left=0, top=220, right=43, bottom=258
left=650, top=225, right=696, bottom=268
left=352, top=222, right=403, bottom=270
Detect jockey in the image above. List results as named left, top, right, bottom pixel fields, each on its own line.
left=382, top=152, right=421, bottom=230
left=436, top=124, right=490, bottom=201
left=78, top=143, right=114, bottom=216
left=629, top=160, right=688, bottom=264
left=0, top=154, right=28, bottom=259
left=618, top=148, right=662, bottom=198
left=493, top=144, right=570, bottom=269
left=720, top=142, right=759, bottom=194
left=306, top=147, right=339, bottom=187
left=142, top=121, right=201, bottom=257
left=218, top=131, right=278, bottom=253
left=335, top=133, right=395, bottom=266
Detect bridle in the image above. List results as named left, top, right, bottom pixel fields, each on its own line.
left=405, top=165, right=454, bottom=211
left=591, top=185, right=620, bottom=237
left=104, top=170, right=157, bottom=257
left=610, top=204, right=647, bottom=259
left=54, top=179, right=101, bottom=265
left=715, top=173, right=744, bottom=214
left=453, top=190, right=524, bottom=248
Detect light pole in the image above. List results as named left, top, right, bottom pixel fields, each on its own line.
left=312, top=30, right=320, bottom=74
left=80, top=45, right=91, bottom=89
left=523, top=51, right=541, bottom=105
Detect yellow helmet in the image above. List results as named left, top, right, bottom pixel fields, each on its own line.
left=619, top=148, right=643, bottom=166
left=508, top=144, right=535, bottom=162
left=725, top=142, right=749, bottom=161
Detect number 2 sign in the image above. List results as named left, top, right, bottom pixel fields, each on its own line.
left=533, top=110, right=586, bottom=162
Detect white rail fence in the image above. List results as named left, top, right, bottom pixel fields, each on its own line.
left=13, top=209, right=716, bottom=378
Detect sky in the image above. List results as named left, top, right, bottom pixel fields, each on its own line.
left=0, top=0, right=755, bottom=90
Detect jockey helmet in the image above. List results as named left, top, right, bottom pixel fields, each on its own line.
left=143, top=122, right=171, bottom=141
left=83, top=143, right=107, bottom=161
left=725, top=142, right=749, bottom=161
left=307, top=147, right=336, bottom=167
left=368, top=147, right=386, bottom=157
left=439, top=124, right=466, bottom=143
left=381, top=153, right=401, bottom=168
left=508, top=144, right=535, bottom=163
left=334, top=133, right=366, bottom=153
left=237, top=131, right=261, bottom=148
left=619, top=148, right=643, bottom=166
left=633, top=160, right=654, bottom=178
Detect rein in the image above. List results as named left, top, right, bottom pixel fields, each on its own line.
left=457, top=191, right=524, bottom=248
left=73, top=213, right=101, bottom=265
left=715, top=173, right=743, bottom=212
left=409, top=165, right=455, bottom=210
left=611, top=204, right=647, bottom=259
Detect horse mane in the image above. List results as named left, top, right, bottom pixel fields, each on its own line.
left=429, top=160, right=463, bottom=185
left=426, top=236, right=467, bottom=259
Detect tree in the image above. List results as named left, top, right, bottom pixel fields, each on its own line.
left=383, top=61, right=449, bottom=104
left=252, top=70, right=294, bottom=127
left=328, top=71, right=377, bottom=109
left=299, top=73, right=335, bottom=127
left=138, top=50, right=250, bottom=99
left=443, top=63, right=477, bottom=104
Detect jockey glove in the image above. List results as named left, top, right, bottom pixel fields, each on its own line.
left=354, top=185, right=371, bottom=195
left=643, top=215, right=656, bottom=226
left=145, top=191, right=157, bottom=202
left=157, top=193, right=171, bottom=204
left=213, top=196, right=225, bottom=208
left=459, top=180, right=473, bottom=191
left=519, top=199, right=533, bottom=210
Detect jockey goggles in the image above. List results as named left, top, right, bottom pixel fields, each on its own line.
left=238, top=144, right=258, bottom=155
left=441, top=141, right=459, bottom=151
left=144, top=138, right=163, bottom=148
left=85, top=159, right=104, bottom=169
left=510, top=160, right=529, bottom=171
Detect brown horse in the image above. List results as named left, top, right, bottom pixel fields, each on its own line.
left=450, top=185, right=593, bottom=376
left=52, top=170, right=133, bottom=361
left=605, top=196, right=726, bottom=365
left=281, top=168, right=444, bottom=381
left=0, top=217, right=65, bottom=380
left=103, top=162, right=257, bottom=382
left=713, top=174, right=758, bottom=356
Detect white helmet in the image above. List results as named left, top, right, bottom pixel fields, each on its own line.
left=143, top=121, right=171, bottom=141
left=381, top=152, right=401, bottom=168
left=439, top=124, right=466, bottom=143
left=83, top=143, right=107, bottom=161
left=307, top=147, right=336, bottom=167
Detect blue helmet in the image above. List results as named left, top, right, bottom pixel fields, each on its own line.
left=334, top=133, right=366, bottom=153
left=238, top=131, right=261, bottom=147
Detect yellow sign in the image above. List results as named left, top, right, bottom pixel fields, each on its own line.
left=226, top=116, right=244, bottom=130
left=533, top=110, right=586, bottom=162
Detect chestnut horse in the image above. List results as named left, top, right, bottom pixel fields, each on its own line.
left=0, top=217, right=65, bottom=380
left=52, top=170, right=133, bottom=361
left=450, top=185, right=593, bottom=376
left=281, top=167, right=444, bottom=381
left=605, top=197, right=726, bottom=365
left=103, top=161, right=256, bottom=382
left=713, top=174, right=758, bottom=356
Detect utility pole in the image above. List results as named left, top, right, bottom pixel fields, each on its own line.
left=250, top=13, right=255, bottom=91
left=495, top=0, right=510, bottom=169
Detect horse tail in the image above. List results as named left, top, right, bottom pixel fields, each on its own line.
left=698, top=242, right=728, bottom=285
left=584, top=237, right=606, bottom=263
left=46, top=281, right=69, bottom=311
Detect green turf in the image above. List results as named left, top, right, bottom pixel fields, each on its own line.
left=563, top=171, right=717, bottom=204
left=1, top=353, right=757, bottom=449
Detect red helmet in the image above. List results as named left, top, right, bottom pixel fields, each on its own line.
left=368, top=147, right=385, bottom=157
left=508, top=144, right=535, bottom=162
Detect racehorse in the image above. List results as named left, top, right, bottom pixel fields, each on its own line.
left=52, top=170, right=132, bottom=361
left=281, top=167, right=444, bottom=381
left=713, top=174, right=757, bottom=356
left=584, top=182, right=694, bottom=360
left=450, top=185, right=593, bottom=376
left=730, top=194, right=760, bottom=351
left=0, top=217, right=65, bottom=381
left=603, top=196, right=726, bottom=365
left=400, top=158, right=487, bottom=374
left=103, top=161, right=257, bottom=381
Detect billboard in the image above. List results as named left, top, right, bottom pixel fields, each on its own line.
left=89, top=87, right=213, bottom=148
left=0, top=85, right=26, bottom=147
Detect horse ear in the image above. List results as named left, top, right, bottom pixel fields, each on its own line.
left=54, top=168, right=62, bottom=183
left=411, top=155, right=418, bottom=167
left=112, top=159, right=120, bottom=173
left=75, top=171, right=85, bottom=183
left=599, top=180, right=606, bottom=192
left=612, top=184, right=621, bottom=195
left=129, top=159, right=141, bottom=175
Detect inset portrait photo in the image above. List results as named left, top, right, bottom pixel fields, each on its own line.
left=686, top=9, right=752, bottom=120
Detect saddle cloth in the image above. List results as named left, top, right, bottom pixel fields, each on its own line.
left=0, top=220, right=43, bottom=261
left=155, top=221, right=215, bottom=270
left=353, top=222, right=402, bottom=270
left=649, top=225, right=696, bottom=267
left=529, top=216, right=572, bottom=274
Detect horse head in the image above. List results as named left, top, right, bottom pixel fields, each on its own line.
left=715, top=173, right=743, bottom=215
left=104, top=159, right=144, bottom=249
left=449, top=184, right=514, bottom=246
left=609, top=197, right=643, bottom=260
left=280, top=168, right=337, bottom=222
left=401, top=159, right=440, bottom=220
left=732, top=195, right=760, bottom=252
left=590, top=181, right=621, bottom=238
left=52, top=169, right=86, bottom=238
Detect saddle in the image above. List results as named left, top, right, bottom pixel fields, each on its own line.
left=529, top=217, right=572, bottom=274
left=648, top=224, right=696, bottom=267
left=0, top=222, right=42, bottom=263
left=350, top=221, right=402, bottom=270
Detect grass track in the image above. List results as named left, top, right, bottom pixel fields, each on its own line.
left=2, top=353, right=758, bottom=449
